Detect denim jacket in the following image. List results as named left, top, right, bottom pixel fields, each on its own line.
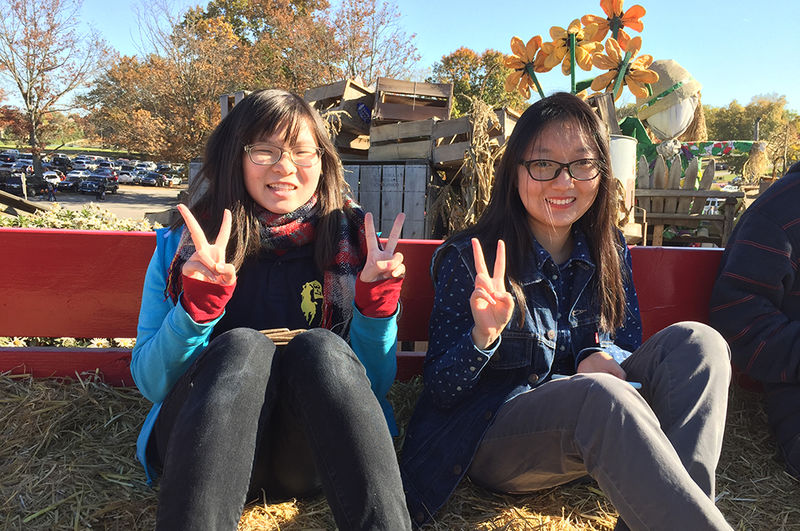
left=400, top=230, right=642, bottom=526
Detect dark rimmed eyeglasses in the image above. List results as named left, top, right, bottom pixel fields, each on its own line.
left=519, top=158, right=602, bottom=182
left=244, top=144, right=324, bottom=167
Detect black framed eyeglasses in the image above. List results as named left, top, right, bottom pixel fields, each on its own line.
left=520, top=158, right=602, bottom=182
left=244, top=144, right=324, bottom=167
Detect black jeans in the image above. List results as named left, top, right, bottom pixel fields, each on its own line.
left=150, top=327, right=411, bottom=530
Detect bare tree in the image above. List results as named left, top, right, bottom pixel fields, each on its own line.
left=0, top=0, right=109, bottom=179
left=331, top=0, right=420, bottom=86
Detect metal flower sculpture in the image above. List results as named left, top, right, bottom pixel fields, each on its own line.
left=504, top=36, right=547, bottom=99
left=581, top=0, right=646, bottom=49
left=591, top=36, right=659, bottom=100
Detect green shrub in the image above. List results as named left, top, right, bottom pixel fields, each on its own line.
left=0, top=204, right=161, bottom=231
left=0, top=205, right=154, bottom=346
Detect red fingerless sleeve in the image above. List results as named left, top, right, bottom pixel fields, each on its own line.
left=180, top=275, right=236, bottom=323
left=355, top=276, right=403, bottom=318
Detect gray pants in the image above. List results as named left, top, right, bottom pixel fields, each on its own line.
left=468, top=322, right=732, bottom=531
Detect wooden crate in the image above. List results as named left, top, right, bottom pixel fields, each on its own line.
left=368, top=119, right=437, bottom=161
left=304, top=79, right=374, bottom=135
left=372, top=78, right=452, bottom=124
left=334, top=132, right=370, bottom=160
left=342, top=161, right=431, bottom=238
left=219, top=90, right=251, bottom=120
left=432, top=107, right=520, bottom=166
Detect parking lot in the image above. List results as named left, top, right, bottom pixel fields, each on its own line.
left=28, top=183, right=186, bottom=221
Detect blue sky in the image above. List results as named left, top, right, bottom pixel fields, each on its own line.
left=80, top=0, right=799, bottom=111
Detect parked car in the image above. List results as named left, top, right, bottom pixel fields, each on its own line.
left=3, top=175, right=47, bottom=197
left=50, top=154, right=72, bottom=172
left=140, top=171, right=166, bottom=186
left=58, top=175, right=86, bottom=193
left=0, top=152, right=16, bottom=163
left=96, top=161, right=120, bottom=171
left=42, top=170, right=65, bottom=185
left=702, top=198, right=724, bottom=215
left=71, top=159, right=92, bottom=171
left=91, top=168, right=119, bottom=181
left=117, top=172, right=136, bottom=184
left=135, top=161, right=157, bottom=172
left=130, top=169, right=148, bottom=184
left=66, top=170, right=90, bottom=179
left=78, top=176, right=119, bottom=195
left=11, top=161, right=33, bottom=174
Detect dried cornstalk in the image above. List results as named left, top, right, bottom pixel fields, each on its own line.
left=319, top=109, right=346, bottom=139
left=429, top=98, right=506, bottom=236
left=742, top=142, right=768, bottom=184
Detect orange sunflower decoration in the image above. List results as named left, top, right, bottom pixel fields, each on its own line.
left=581, top=0, right=645, bottom=49
left=541, top=19, right=604, bottom=76
left=504, top=36, right=547, bottom=99
left=591, top=36, right=658, bottom=100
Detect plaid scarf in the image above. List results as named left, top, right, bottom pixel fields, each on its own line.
left=165, top=194, right=367, bottom=338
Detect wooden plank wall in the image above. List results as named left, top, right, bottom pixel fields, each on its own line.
left=343, top=162, right=431, bottom=238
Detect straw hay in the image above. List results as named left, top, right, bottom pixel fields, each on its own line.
left=1, top=373, right=797, bottom=530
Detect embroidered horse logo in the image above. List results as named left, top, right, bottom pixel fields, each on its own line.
left=300, top=281, right=323, bottom=324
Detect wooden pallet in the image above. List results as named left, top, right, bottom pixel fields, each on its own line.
left=334, top=131, right=370, bottom=160
left=367, top=108, right=519, bottom=166
left=368, top=119, right=438, bottom=161
left=304, top=79, right=374, bottom=135
left=432, top=108, right=519, bottom=166
left=372, top=78, right=452, bottom=124
left=342, top=161, right=430, bottom=239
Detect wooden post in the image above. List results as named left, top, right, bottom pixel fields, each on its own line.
left=587, top=93, right=622, bottom=135
left=403, top=164, right=428, bottom=238
left=722, top=197, right=738, bottom=246
left=381, top=165, right=404, bottom=235
left=359, top=165, right=382, bottom=219
left=343, top=165, right=360, bottom=201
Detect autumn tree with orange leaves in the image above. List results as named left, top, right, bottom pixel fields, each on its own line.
left=429, top=47, right=527, bottom=118
left=83, top=4, right=259, bottom=161
left=0, top=0, right=108, bottom=178
left=331, top=0, right=420, bottom=86
left=85, top=0, right=422, bottom=161
left=185, top=0, right=342, bottom=93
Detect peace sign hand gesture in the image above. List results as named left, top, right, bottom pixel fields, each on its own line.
left=470, top=238, right=515, bottom=350
left=360, top=212, right=406, bottom=282
left=177, top=204, right=236, bottom=286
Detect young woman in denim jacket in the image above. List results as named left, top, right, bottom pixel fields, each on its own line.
left=401, top=93, right=732, bottom=530
left=131, top=89, right=411, bottom=530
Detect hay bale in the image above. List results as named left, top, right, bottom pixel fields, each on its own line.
left=2, top=373, right=798, bottom=530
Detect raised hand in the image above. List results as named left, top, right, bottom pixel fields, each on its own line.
left=360, top=212, right=406, bottom=283
left=470, top=238, right=514, bottom=349
left=177, top=204, right=236, bottom=286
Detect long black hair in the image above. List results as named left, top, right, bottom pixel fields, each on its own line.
left=177, top=89, right=353, bottom=271
left=438, top=92, right=626, bottom=331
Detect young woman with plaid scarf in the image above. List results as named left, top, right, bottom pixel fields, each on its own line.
left=131, top=89, right=411, bottom=530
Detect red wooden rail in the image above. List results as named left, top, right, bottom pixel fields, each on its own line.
left=0, top=228, right=732, bottom=387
